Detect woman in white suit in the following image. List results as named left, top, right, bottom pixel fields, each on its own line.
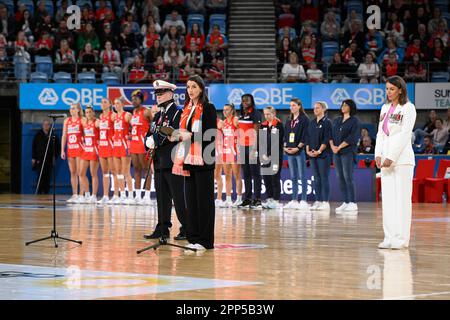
left=375, top=76, right=416, bottom=250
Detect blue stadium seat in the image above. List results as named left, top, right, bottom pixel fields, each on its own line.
left=77, top=72, right=96, bottom=83
left=347, top=1, right=364, bottom=16
left=1, top=0, right=14, bottom=15
left=18, top=0, right=34, bottom=16
left=187, top=14, right=205, bottom=33
left=442, top=12, right=450, bottom=28
left=431, top=72, right=450, bottom=83
left=95, top=0, right=112, bottom=9
left=53, top=72, right=72, bottom=83
left=278, top=27, right=296, bottom=40
left=14, top=60, right=30, bottom=81
left=101, top=72, right=120, bottom=84
left=434, top=0, right=449, bottom=13
left=322, top=41, right=339, bottom=63
left=77, top=0, right=92, bottom=9
left=37, top=0, right=54, bottom=16
left=56, top=0, right=73, bottom=6
left=30, top=71, right=49, bottom=83
left=35, top=56, right=53, bottom=78
left=209, top=14, right=227, bottom=34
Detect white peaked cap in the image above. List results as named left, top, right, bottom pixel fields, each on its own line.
left=152, top=80, right=177, bottom=91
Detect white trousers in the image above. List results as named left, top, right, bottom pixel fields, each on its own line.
left=381, top=165, right=414, bottom=247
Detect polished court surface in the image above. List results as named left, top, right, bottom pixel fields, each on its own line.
left=0, top=194, right=449, bottom=300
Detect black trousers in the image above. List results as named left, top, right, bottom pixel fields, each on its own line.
left=262, top=166, right=281, bottom=200
left=241, top=146, right=261, bottom=200
left=154, top=169, right=187, bottom=234
left=36, top=160, right=52, bottom=194
left=185, top=169, right=215, bottom=249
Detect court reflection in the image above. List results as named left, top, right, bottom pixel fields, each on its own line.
left=379, top=249, right=413, bottom=300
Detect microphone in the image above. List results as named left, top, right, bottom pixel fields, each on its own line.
left=47, top=114, right=67, bottom=119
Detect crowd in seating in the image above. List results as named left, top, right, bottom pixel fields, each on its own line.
left=275, top=0, right=450, bottom=83
left=0, top=0, right=228, bottom=83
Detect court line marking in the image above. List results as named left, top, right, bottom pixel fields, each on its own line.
left=381, top=291, right=450, bottom=300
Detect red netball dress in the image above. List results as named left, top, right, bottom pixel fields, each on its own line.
left=129, top=107, right=150, bottom=154
left=98, top=111, right=114, bottom=158
left=216, top=118, right=224, bottom=164
left=66, top=117, right=83, bottom=158
left=221, top=116, right=238, bottom=163
left=113, top=111, right=131, bottom=157
left=82, top=120, right=99, bottom=161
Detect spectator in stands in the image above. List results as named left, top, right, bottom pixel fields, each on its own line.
left=164, top=40, right=185, bottom=70
left=55, top=0, right=71, bottom=23
left=13, top=45, right=31, bottom=81
left=299, top=21, right=318, bottom=41
left=341, top=10, right=363, bottom=38
left=34, top=1, right=49, bottom=26
left=78, top=42, right=99, bottom=73
left=342, top=20, right=365, bottom=49
left=430, top=119, right=449, bottom=150
left=414, top=109, right=437, bottom=144
left=278, top=26, right=296, bottom=43
left=277, top=37, right=296, bottom=68
left=428, top=7, right=447, bottom=35
left=401, top=9, right=416, bottom=39
left=413, top=6, right=430, bottom=33
left=384, top=12, right=405, bottom=43
left=404, top=53, right=427, bottom=82
left=122, top=0, right=137, bottom=20
left=382, top=53, right=400, bottom=82
left=55, top=39, right=76, bottom=74
left=204, top=43, right=224, bottom=65
left=14, top=3, right=26, bottom=25
left=358, top=136, right=375, bottom=154
left=357, top=52, right=380, bottom=84
left=80, top=6, right=96, bottom=32
left=299, top=34, right=319, bottom=63
left=205, top=0, right=228, bottom=14
left=428, top=21, right=449, bottom=48
left=428, top=38, right=449, bottom=73
left=320, top=12, right=340, bottom=41
left=100, top=40, right=122, bottom=74
left=299, top=0, right=319, bottom=27
left=118, top=23, right=139, bottom=62
left=141, top=0, right=160, bottom=24
left=145, top=38, right=164, bottom=64
left=306, top=62, right=323, bottom=82
left=328, top=52, right=353, bottom=83
left=377, top=37, right=404, bottom=65
left=364, top=27, right=384, bottom=56
left=205, top=56, right=224, bottom=83
left=128, top=53, right=149, bottom=83
left=55, top=20, right=75, bottom=50
left=142, top=22, right=160, bottom=54
left=0, top=34, right=8, bottom=50
left=17, top=9, right=34, bottom=44
left=409, top=23, right=429, bottom=48
left=444, top=109, right=450, bottom=133
left=15, top=31, right=31, bottom=52
left=141, top=15, right=162, bottom=37
left=151, top=55, right=170, bottom=81
left=77, top=22, right=100, bottom=53
left=185, top=43, right=204, bottom=72
left=185, top=23, right=205, bottom=52
left=0, top=47, right=9, bottom=79
left=206, top=24, right=228, bottom=51
left=418, top=136, right=438, bottom=154
left=35, top=14, right=55, bottom=39
left=162, top=25, right=185, bottom=50
left=405, top=38, right=425, bottom=61
left=342, top=42, right=364, bottom=65
left=99, top=22, right=118, bottom=50
left=388, top=0, right=409, bottom=18
left=281, top=52, right=306, bottom=82
left=162, top=10, right=186, bottom=35
left=0, top=5, right=15, bottom=41
left=187, top=0, right=206, bottom=15
left=322, top=0, right=341, bottom=17
left=123, top=13, right=141, bottom=38
left=96, top=0, right=115, bottom=23
left=35, top=31, right=54, bottom=56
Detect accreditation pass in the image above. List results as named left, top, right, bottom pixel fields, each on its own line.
left=176, top=303, right=275, bottom=317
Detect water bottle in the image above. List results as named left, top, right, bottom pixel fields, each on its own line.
left=443, top=192, right=448, bottom=207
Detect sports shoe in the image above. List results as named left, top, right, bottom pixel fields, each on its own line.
left=298, top=201, right=310, bottom=211
left=250, top=199, right=262, bottom=209
left=114, top=196, right=124, bottom=205
left=335, top=202, right=348, bottom=213
left=221, top=200, right=233, bottom=208
left=317, top=202, right=330, bottom=211
left=344, top=202, right=358, bottom=212
left=194, top=243, right=207, bottom=250
left=390, top=239, right=408, bottom=250
left=123, top=197, right=135, bottom=205
left=267, top=200, right=281, bottom=209
left=232, top=198, right=243, bottom=207
left=262, top=199, right=273, bottom=209
left=66, top=195, right=78, bottom=203
left=142, top=197, right=152, bottom=206
left=283, top=200, right=296, bottom=209
left=378, top=240, right=391, bottom=249
left=108, top=196, right=119, bottom=204
left=237, top=198, right=252, bottom=208
left=215, top=199, right=224, bottom=207
left=76, top=196, right=89, bottom=204
left=135, top=197, right=145, bottom=206
left=184, top=243, right=198, bottom=254
left=310, top=201, right=321, bottom=210
left=97, top=196, right=109, bottom=204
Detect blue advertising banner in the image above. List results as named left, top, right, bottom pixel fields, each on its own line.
left=310, top=83, right=415, bottom=110
left=19, top=83, right=108, bottom=110
left=208, top=83, right=311, bottom=110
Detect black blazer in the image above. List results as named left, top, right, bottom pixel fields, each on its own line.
left=183, top=102, right=217, bottom=172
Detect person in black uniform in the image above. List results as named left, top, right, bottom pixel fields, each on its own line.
left=171, top=75, right=217, bottom=251
left=143, top=80, right=187, bottom=241
left=259, top=106, right=284, bottom=209
left=32, top=119, right=60, bottom=194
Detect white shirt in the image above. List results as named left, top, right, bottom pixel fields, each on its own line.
left=281, top=63, right=306, bottom=81
left=357, top=63, right=379, bottom=78
left=375, top=101, right=417, bottom=166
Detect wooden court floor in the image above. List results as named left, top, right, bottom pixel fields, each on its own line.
left=0, top=194, right=449, bottom=300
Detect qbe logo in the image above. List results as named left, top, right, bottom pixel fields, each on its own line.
left=228, top=88, right=245, bottom=105
left=331, top=87, right=385, bottom=107
left=331, top=88, right=350, bottom=105
left=227, top=87, right=294, bottom=106
left=38, top=88, right=59, bottom=105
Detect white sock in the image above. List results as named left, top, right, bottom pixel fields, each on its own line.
left=236, top=195, right=242, bottom=202
left=226, top=196, right=232, bottom=202
left=135, top=189, right=141, bottom=199
left=128, top=190, right=134, bottom=199
left=144, top=190, right=151, bottom=198
left=85, top=192, right=90, bottom=198
left=120, top=191, right=126, bottom=198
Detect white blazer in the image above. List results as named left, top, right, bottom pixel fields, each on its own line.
left=375, top=101, right=417, bottom=166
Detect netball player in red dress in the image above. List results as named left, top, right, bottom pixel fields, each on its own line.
left=214, top=116, right=224, bottom=207
left=96, top=98, right=119, bottom=204
left=79, top=105, right=99, bottom=203
left=129, top=90, right=153, bottom=205
left=113, top=97, right=134, bottom=205
left=61, top=102, right=84, bottom=203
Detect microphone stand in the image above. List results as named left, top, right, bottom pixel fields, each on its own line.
left=137, top=105, right=196, bottom=254
left=26, top=115, right=82, bottom=248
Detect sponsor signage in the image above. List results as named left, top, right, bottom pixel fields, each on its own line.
left=414, top=83, right=450, bottom=109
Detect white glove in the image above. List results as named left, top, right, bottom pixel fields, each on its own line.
left=145, top=136, right=155, bottom=149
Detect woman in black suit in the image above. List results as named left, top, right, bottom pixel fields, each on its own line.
left=172, top=75, right=217, bottom=251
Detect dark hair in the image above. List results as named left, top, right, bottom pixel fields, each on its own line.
left=224, top=103, right=236, bottom=116
left=240, top=93, right=256, bottom=113
left=185, top=75, right=209, bottom=106
left=290, top=98, right=307, bottom=119
left=340, top=99, right=357, bottom=116
left=386, top=75, right=409, bottom=105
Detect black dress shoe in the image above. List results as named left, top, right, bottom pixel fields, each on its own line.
left=174, top=232, right=187, bottom=241
left=143, top=230, right=169, bottom=240
left=238, top=198, right=252, bottom=208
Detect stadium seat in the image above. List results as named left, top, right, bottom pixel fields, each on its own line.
left=37, top=0, right=54, bottom=16
left=30, top=71, right=49, bottom=83
left=53, top=72, right=72, bottom=83
left=77, top=0, right=92, bottom=9
left=187, top=14, right=205, bottom=33
left=434, top=0, right=449, bottom=13
left=18, top=0, right=34, bottom=16
left=57, top=0, right=73, bottom=6
left=77, top=72, right=96, bottom=83
left=14, top=60, right=30, bottom=81
left=277, top=13, right=295, bottom=29
left=278, top=27, right=296, bottom=40
left=101, top=72, right=120, bottom=84
left=412, top=159, right=436, bottom=203
left=2, top=0, right=14, bottom=15
left=35, top=56, right=53, bottom=78
left=423, top=159, right=450, bottom=203
left=347, top=1, right=364, bottom=16
left=431, top=72, right=450, bottom=82
left=322, top=41, right=339, bottom=64
left=209, top=14, right=227, bottom=34
left=95, top=0, right=112, bottom=9
left=442, top=12, right=450, bottom=28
